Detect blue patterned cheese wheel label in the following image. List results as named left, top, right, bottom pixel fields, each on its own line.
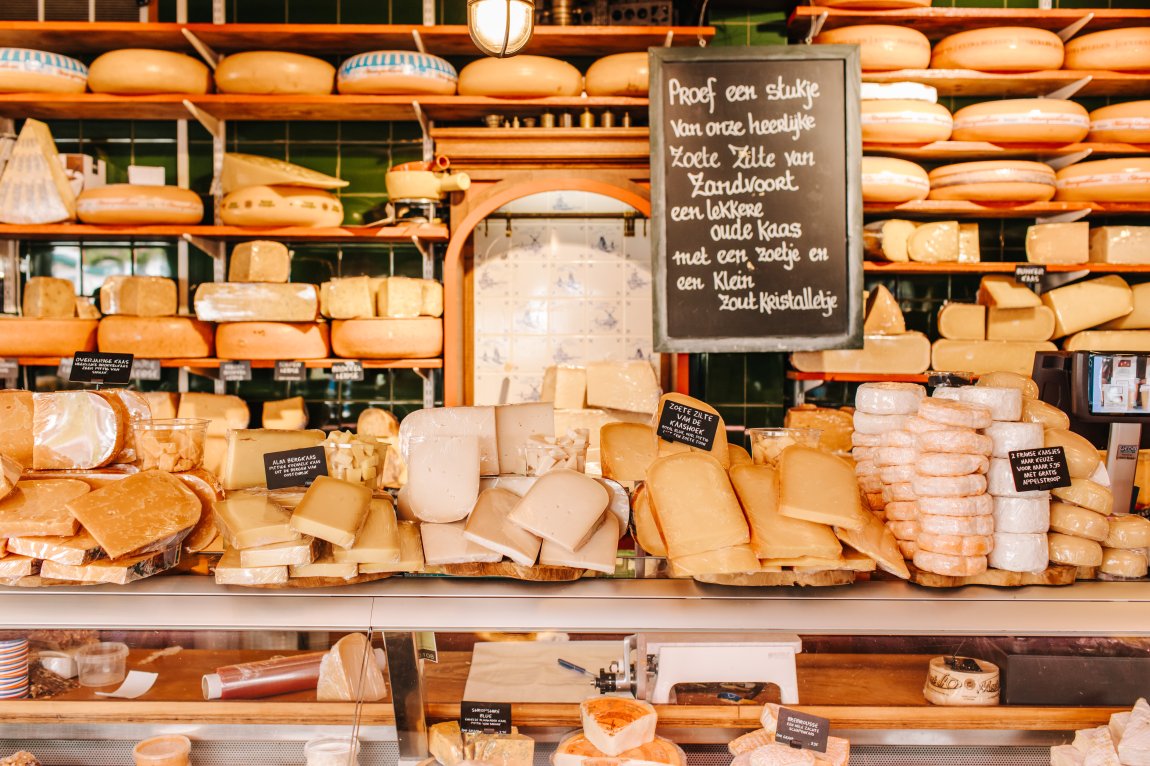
left=338, top=50, right=458, bottom=86
left=0, top=48, right=88, bottom=90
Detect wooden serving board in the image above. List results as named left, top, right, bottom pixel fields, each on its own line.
left=239, top=571, right=393, bottom=589
left=907, top=563, right=1076, bottom=588
left=693, top=570, right=856, bottom=587
left=424, top=562, right=585, bottom=581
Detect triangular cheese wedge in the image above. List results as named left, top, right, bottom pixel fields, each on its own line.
left=0, top=119, right=75, bottom=224
left=864, top=284, right=906, bottom=335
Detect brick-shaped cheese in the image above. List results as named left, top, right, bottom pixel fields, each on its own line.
left=1091, top=226, right=1150, bottom=265
left=114, top=276, right=177, bottom=317
left=1027, top=222, right=1089, bottom=265
left=420, top=279, right=443, bottom=318
left=22, top=276, right=74, bottom=318
left=220, top=428, right=325, bottom=490
left=262, top=396, right=308, bottom=429
left=987, top=306, right=1055, bottom=341
left=194, top=282, right=319, bottom=322
left=289, top=475, right=371, bottom=549
left=65, top=470, right=200, bottom=559
left=376, top=276, right=423, bottom=318
left=229, top=240, right=291, bottom=282
left=645, top=452, right=749, bottom=558
left=177, top=392, right=250, bottom=437
left=541, top=366, right=588, bottom=409
left=586, top=361, right=660, bottom=414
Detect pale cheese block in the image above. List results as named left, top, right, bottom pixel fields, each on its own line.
left=331, top=498, right=399, bottom=565
left=1026, top=222, right=1089, bottom=265
left=331, top=318, right=442, bottom=358
left=0, top=47, right=86, bottom=93
left=239, top=536, right=319, bottom=568
left=221, top=154, right=347, bottom=195
left=374, top=276, right=422, bottom=318
left=791, top=332, right=931, bottom=375
left=601, top=422, right=658, bottom=483
left=1089, top=101, right=1150, bottom=144
left=908, top=220, right=960, bottom=263
left=986, top=306, right=1055, bottom=342
left=814, top=25, right=930, bottom=71
left=938, top=303, right=986, bottom=341
left=1050, top=501, right=1109, bottom=542
left=214, top=547, right=288, bottom=585
left=22, top=276, right=74, bottom=318
left=403, top=435, right=480, bottom=523
left=778, top=446, right=867, bottom=530
left=195, top=282, right=319, bottom=323
left=864, top=284, right=906, bottom=334
left=0, top=317, right=96, bottom=357
left=1051, top=745, right=1085, bottom=766
left=458, top=56, right=582, bottom=97
left=0, top=554, right=39, bottom=578
left=220, top=428, right=326, bottom=490
left=987, top=456, right=1050, bottom=498
left=931, top=27, right=1065, bottom=72
left=97, top=315, right=214, bottom=358
left=978, top=275, right=1042, bottom=309
left=221, top=185, right=344, bottom=227
left=988, top=531, right=1048, bottom=573
left=77, top=184, right=203, bottom=225
left=178, top=393, right=250, bottom=437
left=1044, top=428, right=1101, bottom=479
left=1052, top=478, right=1113, bottom=516
left=863, top=219, right=917, bottom=262
left=951, top=99, right=1089, bottom=144
left=215, top=51, right=334, bottom=95
left=337, top=50, right=457, bottom=96
left=1065, top=28, right=1150, bottom=72
left=580, top=697, right=658, bottom=756
left=496, top=401, right=555, bottom=475
left=75, top=297, right=101, bottom=319
left=65, top=470, right=199, bottom=559
left=959, top=223, right=981, bottom=263
left=0, top=479, right=88, bottom=537
left=1102, top=547, right=1149, bottom=578
left=553, top=733, right=686, bottom=766
left=1117, top=701, right=1150, bottom=764
left=289, top=475, right=371, bottom=549
left=646, top=452, right=748, bottom=557
left=631, top=485, right=665, bottom=557
left=855, top=382, right=925, bottom=416
left=463, top=487, right=540, bottom=566
left=931, top=339, right=1056, bottom=376
left=729, top=463, right=842, bottom=560
left=316, top=633, right=386, bottom=702
left=420, top=280, right=443, bottom=318
left=229, top=240, right=291, bottom=282
left=928, top=160, right=1056, bottom=202
left=861, top=157, right=930, bottom=203
left=262, top=396, right=308, bottom=430
left=1056, top=158, right=1150, bottom=202
left=88, top=49, right=210, bottom=94
left=507, top=469, right=609, bottom=551
left=669, top=543, right=763, bottom=577
left=586, top=361, right=660, bottom=414
left=861, top=99, right=952, bottom=144
left=399, top=406, right=499, bottom=475
left=652, top=393, right=730, bottom=468
left=102, top=275, right=178, bottom=317
left=1042, top=275, right=1133, bottom=338
left=539, top=512, right=620, bottom=574
left=360, top=520, right=423, bottom=573
left=32, top=391, right=124, bottom=470
left=0, top=454, right=21, bottom=502
left=320, top=276, right=373, bottom=320
left=420, top=520, right=502, bottom=565
left=1091, top=226, right=1150, bottom=265
left=0, top=118, right=75, bottom=224
left=216, top=321, right=330, bottom=360
left=213, top=494, right=299, bottom=550
left=289, top=548, right=358, bottom=579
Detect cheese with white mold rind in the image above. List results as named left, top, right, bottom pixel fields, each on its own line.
left=331, top=317, right=443, bottom=359
left=586, top=361, right=660, bottom=414
left=33, top=391, right=123, bottom=470
left=65, top=470, right=200, bottom=559
left=463, top=487, right=540, bottom=566
left=507, top=469, right=610, bottom=551
left=359, top=520, right=423, bottom=573
left=289, top=476, right=371, bottom=549
left=931, top=27, right=1065, bottom=72
left=1026, top=222, right=1089, bottom=265
left=539, top=512, right=620, bottom=574
left=1050, top=501, right=1110, bottom=542
left=729, top=463, right=842, bottom=560
left=814, top=25, right=930, bottom=71
left=0, top=118, right=75, bottom=225
left=403, top=435, right=480, bottom=523
left=220, top=428, right=326, bottom=490
left=194, top=282, right=319, bottom=323
left=861, top=157, right=930, bottom=203
left=22, top=276, right=74, bottom=318
left=908, top=221, right=960, bottom=263
left=239, top=536, right=319, bottom=568
left=601, top=422, right=658, bottom=483
left=992, top=496, right=1050, bottom=534
left=213, top=493, right=300, bottom=550
left=0, top=479, right=88, bottom=537
left=930, top=339, right=1056, bottom=376
left=221, top=153, right=348, bottom=195
left=496, top=402, right=555, bottom=475
left=320, top=276, right=375, bottom=319
left=988, top=457, right=1051, bottom=498
left=855, top=382, right=925, bottom=416
left=792, top=332, right=931, bottom=375
left=986, top=306, right=1055, bottom=342
left=229, top=240, right=291, bottom=282
left=863, top=219, right=917, bottom=262
left=1052, top=478, right=1113, bottom=515
left=779, top=446, right=868, bottom=530
left=97, top=315, right=215, bottom=358
left=988, top=532, right=1048, bottom=573
left=984, top=421, right=1044, bottom=458
left=951, top=99, right=1089, bottom=143
left=956, top=386, right=1022, bottom=421
left=214, top=547, right=289, bottom=585
left=938, top=303, right=986, bottom=341
left=1044, top=428, right=1102, bottom=479
left=332, top=498, right=400, bottom=564
left=420, top=520, right=503, bottom=565
left=316, top=632, right=386, bottom=702
left=262, top=396, right=308, bottom=430
left=864, top=284, right=906, bottom=335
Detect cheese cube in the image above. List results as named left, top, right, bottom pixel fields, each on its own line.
left=376, top=276, right=423, bottom=318
left=464, top=488, right=541, bottom=566
left=0, top=479, right=88, bottom=537
left=115, top=276, right=177, bottom=317
left=22, top=276, right=75, bottom=318
left=420, top=520, right=503, bottom=565
left=213, top=547, right=290, bottom=585
left=541, top=366, right=588, bottom=409
left=729, top=463, right=842, bottom=560
left=496, top=402, right=555, bottom=475
left=580, top=697, right=657, bottom=756
left=316, top=632, right=386, bottom=702
left=66, top=470, right=200, bottom=559
left=1090, top=226, right=1150, bottom=265
left=653, top=393, right=730, bottom=468
left=778, top=446, right=867, bottom=530
left=646, top=452, right=749, bottom=558
left=585, top=361, right=660, bottom=414
left=360, top=520, right=424, bottom=573
left=262, top=396, right=309, bottom=429
left=220, top=428, right=326, bottom=490
left=289, top=476, right=371, bottom=549
left=508, top=469, right=610, bottom=551
left=332, top=498, right=400, bottom=564
left=229, top=240, right=290, bottom=282
left=863, top=284, right=906, bottom=335
left=1027, top=222, right=1089, bottom=265
left=404, top=435, right=480, bottom=523
left=320, top=276, right=375, bottom=319
left=420, top=279, right=443, bottom=318
left=978, top=276, right=1042, bottom=309
left=601, top=422, right=658, bottom=483
left=399, top=406, right=500, bottom=475
left=938, top=303, right=986, bottom=341
left=986, top=306, right=1055, bottom=342
left=213, top=493, right=300, bottom=549
left=1042, top=276, right=1134, bottom=338
left=239, top=536, right=319, bottom=567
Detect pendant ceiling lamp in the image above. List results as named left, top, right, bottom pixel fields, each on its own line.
left=468, top=0, right=535, bottom=57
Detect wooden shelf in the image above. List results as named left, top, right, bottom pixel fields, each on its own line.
left=860, top=70, right=1150, bottom=99
left=16, top=357, right=443, bottom=370
left=865, top=141, right=1150, bottom=163
left=862, top=200, right=1150, bottom=219
left=0, top=22, right=713, bottom=57
left=863, top=261, right=1150, bottom=275
left=787, top=371, right=933, bottom=383
left=0, top=223, right=449, bottom=242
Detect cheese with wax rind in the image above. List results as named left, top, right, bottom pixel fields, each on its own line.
left=221, top=185, right=343, bottom=227
left=931, top=27, right=1064, bottom=72
left=792, top=332, right=931, bottom=375
left=863, top=219, right=917, bottom=262
left=814, top=25, right=930, bottom=71
left=1049, top=532, right=1103, bottom=567
left=1089, top=101, right=1150, bottom=143
left=1101, top=547, right=1148, bottom=578
left=0, top=318, right=96, bottom=357
left=988, top=457, right=1051, bottom=498
left=507, top=469, right=610, bottom=551
left=928, top=160, right=1056, bottom=202
left=65, top=470, right=199, bottom=559
left=1055, top=158, right=1150, bottom=202
left=289, top=475, right=371, bottom=549
left=88, top=49, right=210, bottom=94
left=938, top=303, right=986, bottom=341
left=97, top=315, right=214, bottom=358
left=216, top=322, right=330, bottom=360
left=778, top=446, right=868, bottom=530
left=458, top=56, right=581, bottom=97
left=33, top=391, right=124, bottom=470
left=646, top=452, right=749, bottom=557
left=229, top=240, right=291, bottom=282
left=861, top=157, right=930, bottom=203
left=331, top=318, right=442, bottom=359
left=1021, top=397, right=1070, bottom=430
left=585, top=52, right=648, bottom=97
left=0, top=47, right=86, bottom=93
left=1065, top=28, right=1150, bottom=72
left=1052, top=478, right=1113, bottom=515
left=951, top=99, right=1089, bottom=143
left=986, top=306, right=1055, bottom=342
left=1044, top=428, right=1102, bottom=479
left=580, top=697, right=658, bottom=756
left=931, top=339, right=1056, bottom=376
left=861, top=99, right=953, bottom=144
left=729, top=463, right=842, bottom=560
left=77, top=184, right=203, bottom=225
left=0, top=479, right=88, bottom=537
left=337, top=50, right=457, bottom=96
left=215, top=51, right=335, bottom=95
left=652, top=393, right=730, bottom=468
left=1050, top=501, right=1109, bottom=542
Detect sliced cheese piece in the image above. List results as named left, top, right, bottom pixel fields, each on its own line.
left=221, top=152, right=347, bottom=195
left=213, top=493, right=299, bottom=550
left=194, top=282, right=319, bottom=323
left=1027, top=222, right=1089, bottom=265
left=214, top=547, right=289, bottom=585
left=864, top=284, right=906, bottom=334
left=631, top=484, right=665, bottom=557
left=403, top=435, right=480, bottom=523
left=586, top=361, right=660, bottom=414
left=931, top=339, right=1056, bottom=377
left=863, top=219, right=917, bottom=262
left=316, top=632, right=386, bottom=702
left=215, top=321, right=330, bottom=360
left=778, top=446, right=867, bottom=530
left=986, top=306, right=1055, bottom=342
left=229, top=240, right=291, bottom=282
left=601, top=422, right=657, bottom=483
left=652, top=393, right=730, bottom=468
left=6, top=529, right=103, bottom=566
left=541, top=366, right=588, bottom=409
left=32, top=391, right=123, bottom=470
left=646, top=453, right=748, bottom=558
left=420, top=520, right=502, bottom=565
left=97, top=315, right=215, bottom=358
left=580, top=697, right=658, bottom=756
left=507, top=469, right=609, bottom=551
left=360, top=520, right=424, bottom=573
left=331, top=498, right=400, bottom=564
left=65, top=470, right=199, bottom=559
left=320, top=276, right=375, bottom=319
left=539, top=513, right=620, bottom=574
left=1042, top=275, right=1133, bottom=338
left=220, top=428, right=325, bottom=490
left=0, top=453, right=21, bottom=502
left=959, top=223, right=981, bottom=263
left=0, top=479, right=88, bottom=537
left=289, top=547, right=358, bottom=579
left=938, top=303, right=986, bottom=341
left=0, top=118, right=75, bottom=224
left=908, top=220, right=960, bottom=263
left=729, top=463, right=842, bottom=560
left=1091, top=226, right=1150, bottom=265
left=835, top=502, right=910, bottom=578
left=496, top=402, right=555, bottom=475
left=463, top=487, right=540, bottom=566
left=978, top=276, right=1042, bottom=309
left=22, top=276, right=74, bottom=318
left=239, top=536, right=319, bottom=568
left=40, top=545, right=179, bottom=585
left=289, top=476, right=371, bottom=549
left=177, top=392, right=250, bottom=437
left=262, top=396, right=308, bottom=430
left=791, top=332, right=931, bottom=375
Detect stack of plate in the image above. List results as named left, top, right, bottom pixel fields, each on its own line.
left=0, top=639, right=29, bottom=699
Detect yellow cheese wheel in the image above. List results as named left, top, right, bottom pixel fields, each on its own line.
left=951, top=99, right=1090, bottom=144
left=585, top=52, right=648, bottom=97
left=1055, top=158, right=1150, bottom=202
left=331, top=318, right=443, bottom=359
left=88, top=49, right=211, bottom=95
left=0, top=48, right=87, bottom=93
left=811, top=0, right=930, bottom=7
left=337, top=50, right=457, bottom=95
left=1065, top=28, right=1150, bottom=72
left=215, top=322, right=330, bottom=360
left=97, top=316, right=214, bottom=358
left=1089, top=101, right=1150, bottom=143
left=0, top=317, right=97, bottom=355
left=215, top=51, right=334, bottom=95
left=76, top=184, right=204, bottom=225
left=220, top=185, right=344, bottom=227
left=931, top=28, right=1065, bottom=73
left=458, top=55, right=583, bottom=97
left=814, top=26, right=931, bottom=72
left=862, top=157, right=930, bottom=203
left=928, top=160, right=1056, bottom=202
left=861, top=99, right=953, bottom=144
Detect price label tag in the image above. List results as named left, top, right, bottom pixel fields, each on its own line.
left=131, top=358, right=162, bottom=381
left=1014, top=264, right=1046, bottom=293
left=331, top=360, right=364, bottom=382
left=417, top=632, right=439, bottom=663
left=656, top=400, right=719, bottom=450
left=460, top=701, right=513, bottom=735
left=0, top=358, right=17, bottom=388
left=1008, top=446, right=1072, bottom=492
left=263, top=446, right=328, bottom=490
left=220, top=360, right=252, bottom=382
left=69, top=352, right=134, bottom=384
left=274, top=361, right=306, bottom=382
left=774, top=707, right=829, bottom=753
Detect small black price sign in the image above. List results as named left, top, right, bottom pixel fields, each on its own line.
left=131, top=358, right=162, bottom=381
left=331, top=360, right=364, bottom=382
left=1008, top=446, right=1072, bottom=492
left=1014, top=264, right=1046, bottom=292
left=220, top=360, right=252, bottom=382
left=774, top=707, right=830, bottom=753
left=69, top=352, right=134, bottom=384
left=274, top=361, right=306, bottom=382
left=460, top=701, right=513, bottom=735
left=656, top=400, right=719, bottom=450
left=263, top=446, right=328, bottom=490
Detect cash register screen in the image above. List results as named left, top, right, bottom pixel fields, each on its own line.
left=1087, top=352, right=1150, bottom=415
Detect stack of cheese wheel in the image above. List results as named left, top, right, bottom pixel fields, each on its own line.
left=862, top=157, right=930, bottom=203
left=931, top=27, right=1065, bottom=72
left=928, top=161, right=1057, bottom=202
left=950, top=99, right=1090, bottom=144
left=861, top=99, right=953, bottom=145
left=1055, top=158, right=1150, bottom=202
left=851, top=382, right=927, bottom=520
left=813, top=25, right=931, bottom=71
left=87, top=49, right=211, bottom=94
left=1100, top=513, right=1150, bottom=579
left=0, top=48, right=87, bottom=93
left=1046, top=427, right=1114, bottom=573
left=1088, top=101, right=1150, bottom=144
left=76, top=185, right=204, bottom=225
left=337, top=50, right=457, bottom=95
left=97, top=275, right=216, bottom=359
left=215, top=51, right=335, bottom=95
left=219, top=153, right=347, bottom=228
left=584, top=52, right=648, bottom=97
left=1065, top=28, right=1150, bottom=72
left=5, top=275, right=98, bottom=356
left=457, top=55, right=582, bottom=98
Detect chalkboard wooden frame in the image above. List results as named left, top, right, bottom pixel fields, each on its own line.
left=650, top=44, right=864, bottom=353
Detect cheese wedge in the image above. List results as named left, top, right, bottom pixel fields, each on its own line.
left=778, top=446, right=867, bottom=530
left=631, top=484, right=666, bottom=557
left=978, top=276, right=1041, bottom=309
left=729, top=463, right=841, bottom=560
left=316, top=633, right=386, bottom=702
left=0, top=479, right=89, bottom=538
left=863, top=284, right=906, bottom=335
left=65, top=470, right=200, bottom=559
left=601, top=422, right=658, bottom=483
left=835, top=506, right=911, bottom=579
left=646, top=452, right=749, bottom=558
left=332, top=498, right=400, bottom=564
left=213, top=493, right=300, bottom=550
left=652, top=393, right=730, bottom=468
left=539, top=513, right=620, bottom=574
left=580, top=697, right=658, bottom=756
left=420, top=521, right=502, bottom=565
left=359, top=520, right=423, bottom=573
left=508, top=469, right=609, bottom=551
left=1042, top=276, right=1134, bottom=338
left=289, top=476, right=371, bottom=549
left=463, top=488, right=540, bottom=566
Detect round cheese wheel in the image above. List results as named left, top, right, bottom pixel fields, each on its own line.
left=852, top=446, right=877, bottom=463
left=885, top=501, right=919, bottom=521
left=883, top=482, right=918, bottom=504
left=928, top=160, right=1057, bottom=202
left=897, top=539, right=918, bottom=558
left=988, top=532, right=1048, bottom=573
left=879, top=464, right=915, bottom=484
left=0, top=48, right=87, bottom=93
left=861, top=99, right=953, bottom=144
left=912, top=473, right=988, bottom=498
left=983, top=421, right=1044, bottom=458
left=860, top=475, right=884, bottom=494
left=97, top=316, right=214, bottom=358
left=811, top=0, right=930, bottom=8
left=76, top=184, right=204, bottom=225
left=337, top=50, right=457, bottom=95
left=331, top=318, right=443, bottom=359
left=931, top=28, right=1064, bottom=73
left=1065, top=28, right=1150, bottom=72
left=919, top=397, right=993, bottom=429
left=919, top=511, right=994, bottom=536
left=855, top=381, right=926, bottom=415
left=879, top=430, right=916, bottom=448
left=88, top=49, right=211, bottom=95
left=1088, top=101, right=1150, bottom=143
left=913, top=549, right=987, bottom=577
left=856, top=459, right=880, bottom=477
left=215, top=322, right=330, bottom=360
left=1050, top=501, right=1110, bottom=541
left=950, top=99, right=1090, bottom=144
left=1052, top=478, right=1113, bottom=515
left=862, top=157, right=930, bottom=203
left=977, top=371, right=1039, bottom=400
left=1054, top=158, right=1150, bottom=202
left=1043, top=427, right=1101, bottom=479
left=814, top=26, right=930, bottom=72
left=887, top=519, right=920, bottom=540
left=585, top=52, right=648, bottom=97
left=992, top=496, right=1050, bottom=534
left=458, top=55, right=582, bottom=98
left=1100, top=547, right=1149, bottom=578
left=1048, top=532, right=1103, bottom=567
left=918, top=493, right=992, bottom=517
left=215, top=51, right=335, bottom=95
left=987, top=457, right=1050, bottom=498
left=1021, top=397, right=1070, bottom=430
left=1104, top=514, right=1150, bottom=549
left=852, top=432, right=883, bottom=447
left=957, top=386, right=1023, bottom=422
left=915, top=430, right=995, bottom=457
left=918, top=531, right=993, bottom=557
left=0, top=317, right=97, bottom=355
left=861, top=82, right=938, bottom=103
left=852, top=410, right=910, bottom=434
left=905, top=415, right=962, bottom=434
left=916, top=451, right=989, bottom=477
left=220, top=185, right=344, bottom=227
left=875, top=446, right=918, bottom=466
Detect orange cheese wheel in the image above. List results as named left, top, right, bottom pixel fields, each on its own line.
left=814, top=26, right=930, bottom=72
left=1089, top=101, right=1150, bottom=143
left=1055, top=158, right=1150, bottom=202
left=861, top=99, right=953, bottom=143
left=931, top=28, right=1065, bottom=73
left=76, top=185, right=204, bottom=225
left=331, top=318, right=443, bottom=359
left=220, top=185, right=344, bottom=227
left=458, top=56, right=582, bottom=98
left=1065, top=28, right=1150, bottom=72
left=951, top=99, right=1090, bottom=144
left=88, top=49, right=211, bottom=95
left=861, top=157, right=930, bottom=203
left=0, top=318, right=97, bottom=356
left=97, top=316, right=215, bottom=358
left=585, top=52, right=648, bottom=97
left=215, top=322, right=330, bottom=360
left=928, top=160, right=1056, bottom=202
left=215, top=51, right=335, bottom=95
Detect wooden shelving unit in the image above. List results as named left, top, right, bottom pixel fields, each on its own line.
left=861, top=200, right=1150, bottom=218
left=0, top=223, right=449, bottom=242
left=788, top=371, right=934, bottom=383
left=17, top=357, right=443, bottom=369
left=864, top=141, right=1150, bottom=162
left=863, top=261, right=1150, bottom=275
left=860, top=70, right=1150, bottom=99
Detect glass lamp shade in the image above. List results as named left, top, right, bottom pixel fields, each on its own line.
left=468, top=0, right=535, bottom=58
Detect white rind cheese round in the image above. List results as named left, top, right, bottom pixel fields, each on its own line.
left=928, top=160, right=1057, bottom=202
left=992, top=496, right=1050, bottom=534
left=814, top=26, right=931, bottom=72
left=215, top=322, right=330, bottom=360
left=862, top=157, right=930, bottom=203
left=331, top=318, right=443, bottom=359
left=0, top=48, right=87, bottom=93
left=924, top=655, right=1000, bottom=706
left=585, top=52, right=648, bottom=97
left=221, top=185, right=344, bottom=228
left=978, top=371, right=1039, bottom=400
left=216, top=51, right=335, bottom=95
left=76, top=184, right=204, bottom=225
left=337, top=50, right=457, bottom=95
left=956, top=386, right=1022, bottom=422
left=918, top=493, right=992, bottom=517
left=1065, top=28, right=1150, bottom=72
left=951, top=99, right=1090, bottom=144
left=988, top=532, right=1048, bottom=573
left=855, top=381, right=927, bottom=415
left=852, top=411, right=910, bottom=435
left=983, top=421, right=1043, bottom=458
left=457, top=55, right=582, bottom=98
left=1089, top=101, right=1150, bottom=143
left=88, top=49, right=211, bottom=95
left=862, top=99, right=953, bottom=144
left=1054, top=158, right=1150, bottom=202
left=931, top=28, right=1065, bottom=73
left=987, top=457, right=1051, bottom=498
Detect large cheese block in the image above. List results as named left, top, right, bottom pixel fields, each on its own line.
left=215, top=51, right=334, bottom=95
left=331, top=318, right=442, bottom=359
left=0, top=390, right=33, bottom=465
left=229, top=240, right=291, bottom=282
left=652, top=393, right=730, bottom=468
left=1101, top=282, right=1150, bottom=330
left=1089, top=101, right=1150, bottom=143
left=0, top=47, right=86, bottom=93
left=928, top=160, right=1056, bottom=202
left=986, top=306, right=1055, bottom=342
left=221, top=185, right=344, bottom=227
left=938, top=303, right=986, bottom=341
left=66, top=470, right=200, bottom=559
left=1041, top=275, right=1133, bottom=337
left=791, top=332, right=931, bottom=374
left=290, top=475, right=372, bottom=549
left=32, top=391, right=124, bottom=470
left=194, top=282, right=319, bottom=323
left=403, top=435, right=480, bottom=523
left=601, top=422, right=657, bottom=483
left=861, top=99, right=952, bottom=144
left=814, top=25, right=930, bottom=71
left=0, top=118, right=75, bottom=224
left=458, top=56, right=582, bottom=97
left=215, top=322, right=330, bottom=360
left=88, top=49, right=211, bottom=94
left=1065, top=28, right=1150, bottom=72
left=463, top=487, right=540, bottom=566
left=177, top=392, right=250, bottom=437
left=99, top=275, right=177, bottom=317
left=586, top=361, right=660, bottom=414
left=646, top=452, right=748, bottom=558
left=0, top=479, right=88, bottom=537
left=0, top=454, right=20, bottom=502
left=1055, top=158, right=1150, bottom=202
left=931, top=339, right=1056, bottom=376
left=585, top=52, right=648, bottom=97
left=861, top=157, right=930, bottom=203
left=1065, top=330, right=1150, bottom=352
left=495, top=402, right=555, bottom=475
left=507, top=469, right=609, bottom=551
left=778, top=445, right=867, bottom=530
left=1026, top=222, right=1089, bottom=265
left=375, top=276, right=421, bottom=318
left=1091, top=226, right=1150, bottom=265
left=221, top=154, right=347, bottom=195
left=908, top=220, right=960, bottom=263
left=40, top=545, right=180, bottom=584
left=220, top=428, right=326, bottom=490
left=337, top=51, right=457, bottom=96
left=77, top=184, right=203, bottom=225
left=7, top=529, right=102, bottom=565
left=931, top=28, right=1064, bottom=72
left=399, top=407, right=499, bottom=475
left=729, top=463, right=842, bottom=560
left=951, top=99, right=1089, bottom=144
left=98, top=316, right=212, bottom=360
left=316, top=633, right=387, bottom=702
left=0, top=317, right=96, bottom=356
left=580, top=698, right=657, bottom=756
left=262, top=396, right=308, bottom=429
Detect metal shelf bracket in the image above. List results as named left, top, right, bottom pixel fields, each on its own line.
left=182, top=28, right=221, bottom=69
left=805, top=12, right=828, bottom=44
left=1046, top=76, right=1093, bottom=100
left=1036, top=208, right=1091, bottom=225
left=1057, top=13, right=1094, bottom=43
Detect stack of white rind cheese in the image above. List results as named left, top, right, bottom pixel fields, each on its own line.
left=1052, top=697, right=1150, bottom=765
left=727, top=703, right=850, bottom=766
left=851, top=381, right=927, bottom=524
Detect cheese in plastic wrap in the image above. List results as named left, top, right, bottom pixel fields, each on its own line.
left=40, top=544, right=180, bottom=584
left=32, top=391, right=124, bottom=470
left=6, top=530, right=104, bottom=565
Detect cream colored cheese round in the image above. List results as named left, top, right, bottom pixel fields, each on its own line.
left=220, top=185, right=344, bottom=227
left=215, top=51, right=335, bottom=95
left=814, top=25, right=931, bottom=71
left=928, top=160, right=1056, bottom=202
left=337, top=50, right=457, bottom=95
left=215, top=322, right=330, bottom=360
left=861, top=99, right=953, bottom=143
left=458, top=55, right=582, bottom=98
left=77, top=185, right=204, bottom=225
left=931, top=27, right=1065, bottom=72
left=0, top=48, right=87, bottom=94
left=1065, top=28, right=1150, bottom=72
left=332, top=318, right=444, bottom=359
left=585, top=52, right=648, bottom=97
left=951, top=99, right=1090, bottom=143
left=1089, top=101, right=1150, bottom=143
left=1055, top=158, right=1150, bottom=202
left=88, top=49, right=211, bottom=95
left=862, top=157, right=930, bottom=203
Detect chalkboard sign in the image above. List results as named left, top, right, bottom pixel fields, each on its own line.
left=650, top=46, right=863, bottom=353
